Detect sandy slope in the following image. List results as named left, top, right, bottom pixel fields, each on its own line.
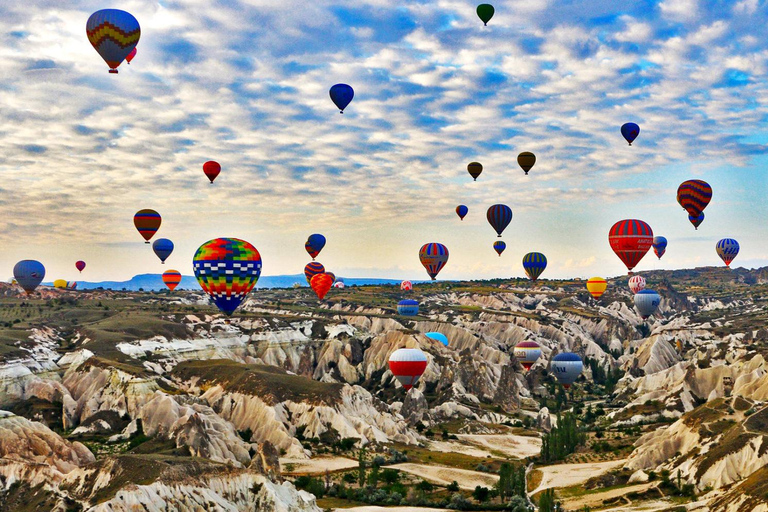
left=562, top=482, right=658, bottom=510
left=455, top=434, right=542, bottom=459
left=335, top=508, right=453, bottom=512
left=280, top=456, right=358, bottom=474
left=391, top=463, right=499, bottom=490
left=532, top=459, right=627, bottom=494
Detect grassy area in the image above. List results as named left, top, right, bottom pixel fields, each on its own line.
left=527, top=469, right=543, bottom=492
left=391, top=442, right=509, bottom=470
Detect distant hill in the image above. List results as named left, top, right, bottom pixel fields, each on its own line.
left=48, top=274, right=406, bottom=291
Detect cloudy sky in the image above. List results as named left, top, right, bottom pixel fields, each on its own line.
left=1, top=0, right=767, bottom=282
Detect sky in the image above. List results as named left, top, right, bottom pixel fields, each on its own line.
left=1, top=0, right=767, bottom=282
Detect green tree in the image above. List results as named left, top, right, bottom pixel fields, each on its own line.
left=357, top=447, right=367, bottom=487
left=538, top=488, right=555, bottom=512
left=472, top=486, right=490, bottom=503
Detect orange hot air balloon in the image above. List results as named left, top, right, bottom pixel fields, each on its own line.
left=586, top=277, right=607, bottom=299
left=163, top=270, right=182, bottom=291
left=203, top=161, right=221, bottom=183
left=310, top=273, right=333, bottom=299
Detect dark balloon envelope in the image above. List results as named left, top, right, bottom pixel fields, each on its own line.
left=467, top=162, right=483, bottom=181
left=493, top=241, right=506, bottom=256
left=689, top=212, right=705, bottom=229
left=329, top=84, right=354, bottom=113
left=152, top=238, right=174, bottom=263
left=517, top=152, right=536, bottom=175
left=456, top=205, right=468, bottom=220
left=75, top=261, right=86, bottom=273
left=134, top=209, right=161, bottom=244
left=677, top=180, right=712, bottom=217
left=652, top=236, right=667, bottom=260
left=621, top=123, right=640, bottom=145
left=203, top=161, right=221, bottom=183
left=523, top=252, right=547, bottom=281
left=13, top=260, right=45, bottom=295
left=487, top=204, right=512, bottom=237
left=305, top=234, right=326, bottom=259
left=476, top=4, right=495, bottom=25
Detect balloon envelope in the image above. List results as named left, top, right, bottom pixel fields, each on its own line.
left=401, top=280, right=413, bottom=291
left=514, top=341, right=541, bottom=371
left=652, top=236, right=667, bottom=259
left=86, top=9, right=140, bottom=73
left=311, top=273, right=333, bottom=300
left=305, top=234, right=326, bottom=259
left=193, top=238, right=262, bottom=316
left=609, top=219, right=653, bottom=273
left=621, top=123, right=640, bottom=145
left=425, top=332, right=449, bottom=346
left=388, top=348, right=428, bottom=390
left=677, top=180, right=712, bottom=217
left=152, top=238, right=174, bottom=263
left=552, top=353, right=583, bottom=388
left=634, top=289, right=661, bottom=319
left=419, top=243, right=449, bottom=280
left=586, top=277, right=607, bottom=299
left=467, top=162, right=483, bottom=181
left=689, top=212, right=705, bottom=229
left=13, top=260, right=45, bottom=295
left=203, top=161, right=221, bottom=183
left=53, top=279, right=67, bottom=289
left=456, top=205, right=468, bottom=220
left=493, top=241, right=506, bottom=256
left=304, top=261, right=325, bottom=284
left=163, top=270, right=182, bottom=291
left=487, top=204, right=512, bottom=237
left=523, top=252, right=547, bottom=281
left=126, top=46, right=137, bottom=63
left=716, top=238, right=739, bottom=267
left=329, top=84, right=354, bottom=113
left=517, top=152, right=536, bottom=175
left=628, top=275, right=646, bottom=294
left=476, top=4, right=495, bottom=25
left=75, top=260, right=86, bottom=273
left=134, top=209, right=161, bottom=243
left=397, top=299, right=419, bottom=316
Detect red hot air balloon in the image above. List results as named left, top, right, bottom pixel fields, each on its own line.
left=126, top=47, right=137, bottom=64
left=75, top=261, right=86, bottom=273
left=388, top=348, right=428, bottom=390
left=203, top=161, right=221, bottom=183
left=608, top=219, right=653, bottom=273
left=311, top=273, right=333, bottom=299
left=419, top=243, right=449, bottom=280
left=677, top=180, right=712, bottom=217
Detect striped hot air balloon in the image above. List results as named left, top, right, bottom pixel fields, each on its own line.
left=401, top=280, right=413, bottom=291
left=523, top=252, right=547, bottom=281
left=716, top=238, right=739, bottom=267
left=628, top=275, right=646, bottom=294
left=397, top=299, right=419, bottom=316
left=311, top=273, right=334, bottom=300
left=425, top=332, right=449, bottom=346
left=487, top=204, right=512, bottom=237
left=86, top=9, right=140, bottom=74
left=586, top=277, right=607, bottom=299
left=163, top=270, right=182, bottom=291
left=551, top=353, right=583, bottom=388
left=652, top=236, right=667, bottom=259
left=134, top=209, right=161, bottom=243
left=193, top=238, right=262, bottom=316
left=514, top=341, right=541, bottom=371
left=388, top=348, right=428, bottom=390
left=493, top=241, right=506, bottom=256
left=419, top=243, right=449, bottom=280
left=608, top=219, right=653, bottom=273
left=456, top=205, right=468, bottom=220
left=677, top=180, right=712, bottom=217
left=304, top=261, right=325, bottom=284
left=634, top=289, right=661, bottom=319
left=689, top=212, right=705, bottom=230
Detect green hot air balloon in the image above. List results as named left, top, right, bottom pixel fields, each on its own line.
left=477, top=4, right=495, bottom=26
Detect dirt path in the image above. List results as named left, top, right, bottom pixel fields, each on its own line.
left=391, top=463, right=499, bottom=490
left=562, top=482, right=657, bottom=510
left=531, top=459, right=627, bottom=494
left=456, top=434, right=542, bottom=459
left=280, top=456, right=357, bottom=474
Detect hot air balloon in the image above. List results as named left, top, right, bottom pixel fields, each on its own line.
left=192, top=238, right=262, bottom=316
left=397, top=299, right=419, bottom=316
left=716, top=238, right=739, bottom=267
left=419, top=243, right=449, bottom=280
left=517, top=152, right=536, bottom=175
left=388, top=348, right=428, bottom=390
left=53, top=279, right=67, bottom=289
left=493, top=241, right=506, bottom=256
left=634, top=289, right=661, bottom=319
left=152, top=238, right=174, bottom=264
left=487, top=204, right=512, bottom=237
left=66, top=282, right=78, bottom=290
left=304, top=261, right=325, bottom=284
left=329, top=84, right=354, bottom=113
left=126, top=46, right=137, bottom=64
left=621, top=123, right=640, bottom=145
left=652, top=236, right=667, bottom=260
left=75, top=261, right=86, bottom=273
left=551, top=353, right=583, bottom=389
left=467, top=162, right=483, bottom=181
left=311, top=273, right=333, bottom=300
left=456, top=205, right=468, bottom=221
left=628, top=275, right=646, bottom=294
left=476, top=4, right=495, bottom=25
left=163, top=270, right=182, bottom=291
left=608, top=219, right=653, bottom=273
left=425, top=332, right=449, bottom=346
left=586, top=277, right=607, bottom=299
left=677, top=180, right=712, bottom=217
left=401, top=280, right=413, bottom=291
left=203, top=161, right=221, bottom=183
left=325, top=272, right=336, bottom=283
left=689, top=212, right=705, bottom=230
left=13, top=260, right=45, bottom=295
left=305, top=234, right=326, bottom=259
left=523, top=252, right=547, bottom=281
left=134, top=209, right=161, bottom=244
left=333, top=281, right=345, bottom=289
left=86, top=9, right=140, bottom=74
left=514, top=341, right=541, bottom=371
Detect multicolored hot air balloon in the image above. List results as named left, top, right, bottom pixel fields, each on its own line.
left=305, top=234, right=326, bottom=259
left=192, top=238, right=262, bottom=316
left=621, top=123, right=640, bottom=145
left=456, top=205, right=468, bottom=220
left=493, top=241, right=506, bottom=256
left=608, top=219, right=653, bottom=273
left=425, top=332, right=449, bottom=346
left=203, top=161, right=221, bottom=183
left=401, top=280, right=413, bottom=291
left=487, top=204, right=512, bottom=237
left=67, top=282, right=78, bottom=290
left=552, top=353, right=583, bottom=388
left=523, top=252, right=547, bottom=281
left=304, top=261, right=325, bottom=284
left=677, top=180, right=712, bottom=217
left=476, top=4, right=495, bottom=25
left=716, top=238, right=739, bottom=267
left=652, top=236, right=667, bottom=259
left=311, top=273, right=333, bottom=300
left=628, top=275, right=646, bottom=294
left=330, top=84, right=354, bottom=113
left=325, top=272, right=336, bottom=284
left=13, top=260, right=45, bottom=295
left=419, top=243, right=449, bottom=280
left=689, top=212, right=705, bottom=230
left=163, top=270, right=182, bottom=291
left=86, top=9, right=140, bottom=74
left=126, top=46, right=137, bottom=64
left=467, top=162, right=483, bottom=181
left=75, top=261, right=86, bottom=273
left=514, top=341, right=541, bottom=371
left=152, top=238, right=174, bottom=264
left=586, top=277, right=607, bottom=299
left=518, top=152, right=536, bottom=175
left=397, top=299, right=419, bottom=316
left=634, top=289, right=661, bottom=319
left=388, top=348, right=428, bottom=390
left=134, top=209, right=161, bottom=244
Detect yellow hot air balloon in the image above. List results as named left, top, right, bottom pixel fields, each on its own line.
left=586, top=277, right=607, bottom=299
left=53, top=279, right=68, bottom=289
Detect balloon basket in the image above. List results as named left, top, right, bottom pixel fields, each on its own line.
left=109, top=69, right=118, bottom=74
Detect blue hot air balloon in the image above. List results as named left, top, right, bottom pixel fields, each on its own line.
left=689, top=212, right=704, bottom=230
left=86, top=9, right=141, bottom=74
left=716, top=238, right=739, bottom=267
left=425, top=332, right=449, bottom=346
left=487, top=204, right=512, bottom=237
left=397, top=299, right=419, bottom=316
left=634, top=289, right=661, bottom=319
left=305, top=234, right=326, bottom=259
left=493, top=241, right=506, bottom=256
left=330, top=84, right=354, bottom=113
left=652, top=236, right=667, bottom=259
left=13, top=260, right=45, bottom=295
left=152, top=238, right=174, bottom=264
left=456, top=205, right=468, bottom=221
left=523, top=252, right=547, bottom=281
left=551, top=352, right=583, bottom=389
left=621, top=123, right=640, bottom=145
